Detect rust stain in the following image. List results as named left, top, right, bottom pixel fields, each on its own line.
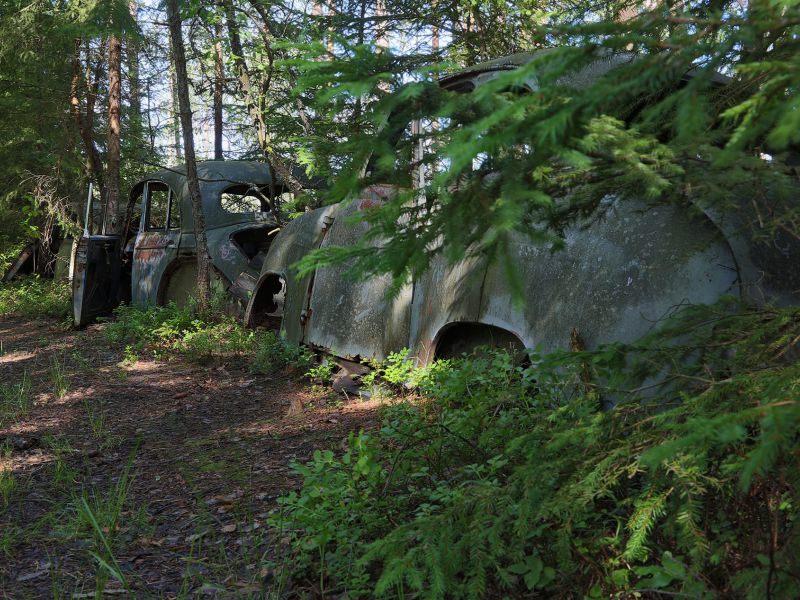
left=357, top=184, right=402, bottom=211
left=135, top=233, right=171, bottom=249
left=135, top=248, right=166, bottom=262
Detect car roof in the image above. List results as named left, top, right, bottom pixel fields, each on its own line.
left=139, top=160, right=275, bottom=191
left=438, top=50, right=555, bottom=88
left=438, top=48, right=731, bottom=91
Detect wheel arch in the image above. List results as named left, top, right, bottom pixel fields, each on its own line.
left=430, top=321, right=526, bottom=361
left=244, top=270, right=286, bottom=328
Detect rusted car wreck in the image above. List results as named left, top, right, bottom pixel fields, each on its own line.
left=73, top=161, right=291, bottom=326
left=244, top=52, right=800, bottom=365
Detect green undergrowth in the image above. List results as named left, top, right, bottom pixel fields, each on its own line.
left=54, top=450, right=149, bottom=595
left=272, top=300, right=800, bottom=598
left=0, top=276, right=70, bottom=319
left=103, top=300, right=313, bottom=373
left=0, top=370, right=32, bottom=427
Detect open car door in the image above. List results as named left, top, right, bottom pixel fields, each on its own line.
left=72, top=184, right=123, bottom=327
left=73, top=235, right=122, bottom=326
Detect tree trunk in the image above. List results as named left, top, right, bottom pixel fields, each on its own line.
left=326, top=0, right=335, bottom=58
left=70, top=39, right=107, bottom=210
left=127, top=0, right=144, bottom=160
left=167, top=0, right=211, bottom=310
left=106, top=34, right=122, bottom=235
left=213, top=20, right=224, bottom=160
left=169, top=52, right=183, bottom=162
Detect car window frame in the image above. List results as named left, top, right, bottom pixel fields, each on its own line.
left=143, top=181, right=179, bottom=232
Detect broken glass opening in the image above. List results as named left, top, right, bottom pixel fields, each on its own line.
left=146, top=183, right=171, bottom=230
left=220, top=185, right=270, bottom=214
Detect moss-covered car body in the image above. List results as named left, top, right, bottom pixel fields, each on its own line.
left=244, top=54, right=799, bottom=364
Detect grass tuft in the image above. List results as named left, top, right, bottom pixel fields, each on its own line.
left=49, top=355, right=69, bottom=400
left=0, top=370, right=32, bottom=425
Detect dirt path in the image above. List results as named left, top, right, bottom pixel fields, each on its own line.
left=0, top=317, right=380, bottom=598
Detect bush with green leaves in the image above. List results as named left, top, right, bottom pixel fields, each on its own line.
left=104, top=301, right=314, bottom=372
left=104, top=301, right=250, bottom=359
left=273, top=301, right=800, bottom=598
left=250, top=329, right=314, bottom=375
left=0, top=276, right=70, bottom=319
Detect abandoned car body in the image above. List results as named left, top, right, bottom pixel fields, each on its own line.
left=244, top=53, right=800, bottom=365
left=73, top=161, right=289, bottom=326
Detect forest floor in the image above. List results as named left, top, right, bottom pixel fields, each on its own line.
left=0, top=315, right=381, bottom=598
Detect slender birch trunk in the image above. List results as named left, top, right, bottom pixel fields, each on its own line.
left=214, top=21, right=225, bottom=160
left=166, top=0, right=211, bottom=309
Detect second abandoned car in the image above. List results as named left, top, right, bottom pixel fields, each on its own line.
left=73, top=160, right=292, bottom=326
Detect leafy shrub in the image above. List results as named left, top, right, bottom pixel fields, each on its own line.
left=103, top=302, right=202, bottom=357
left=104, top=302, right=313, bottom=372
left=361, top=349, right=420, bottom=391
left=273, top=302, right=800, bottom=598
left=0, top=276, right=70, bottom=319
left=305, top=361, right=336, bottom=384
left=250, top=329, right=314, bottom=374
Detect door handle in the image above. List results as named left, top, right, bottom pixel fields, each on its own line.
left=165, top=240, right=176, bottom=248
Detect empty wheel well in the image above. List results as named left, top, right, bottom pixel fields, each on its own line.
left=433, top=322, right=526, bottom=361
left=246, top=272, right=285, bottom=328
left=158, top=261, right=227, bottom=308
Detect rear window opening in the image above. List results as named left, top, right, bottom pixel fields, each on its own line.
left=222, top=184, right=299, bottom=213
left=220, top=184, right=272, bottom=214
left=231, top=226, right=278, bottom=270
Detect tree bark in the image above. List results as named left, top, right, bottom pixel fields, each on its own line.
left=127, top=0, right=144, bottom=160
left=167, top=0, right=211, bottom=310
left=70, top=38, right=107, bottom=208
left=213, top=20, right=224, bottom=160
left=106, top=34, right=122, bottom=234
left=169, top=51, right=183, bottom=162
left=326, top=0, right=335, bottom=58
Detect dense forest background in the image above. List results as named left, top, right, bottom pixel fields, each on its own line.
left=3, top=0, right=555, bottom=268
left=4, top=0, right=797, bottom=279
left=1, top=0, right=800, bottom=597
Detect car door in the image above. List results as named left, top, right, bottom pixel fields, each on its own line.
left=73, top=183, right=123, bottom=327
left=304, top=190, right=413, bottom=361
left=131, top=181, right=181, bottom=306
left=73, top=234, right=122, bottom=327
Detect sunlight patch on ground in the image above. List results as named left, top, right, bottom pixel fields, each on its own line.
left=0, top=351, right=36, bottom=365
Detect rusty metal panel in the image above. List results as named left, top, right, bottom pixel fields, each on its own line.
left=254, top=205, right=338, bottom=345
left=284, top=186, right=411, bottom=359
left=131, top=231, right=180, bottom=305
left=204, top=226, right=253, bottom=287
left=469, top=200, right=740, bottom=356
left=229, top=270, right=258, bottom=302
left=304, top=189, right=412, bottom=361
left=408, top=254, right=488, bottom=364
